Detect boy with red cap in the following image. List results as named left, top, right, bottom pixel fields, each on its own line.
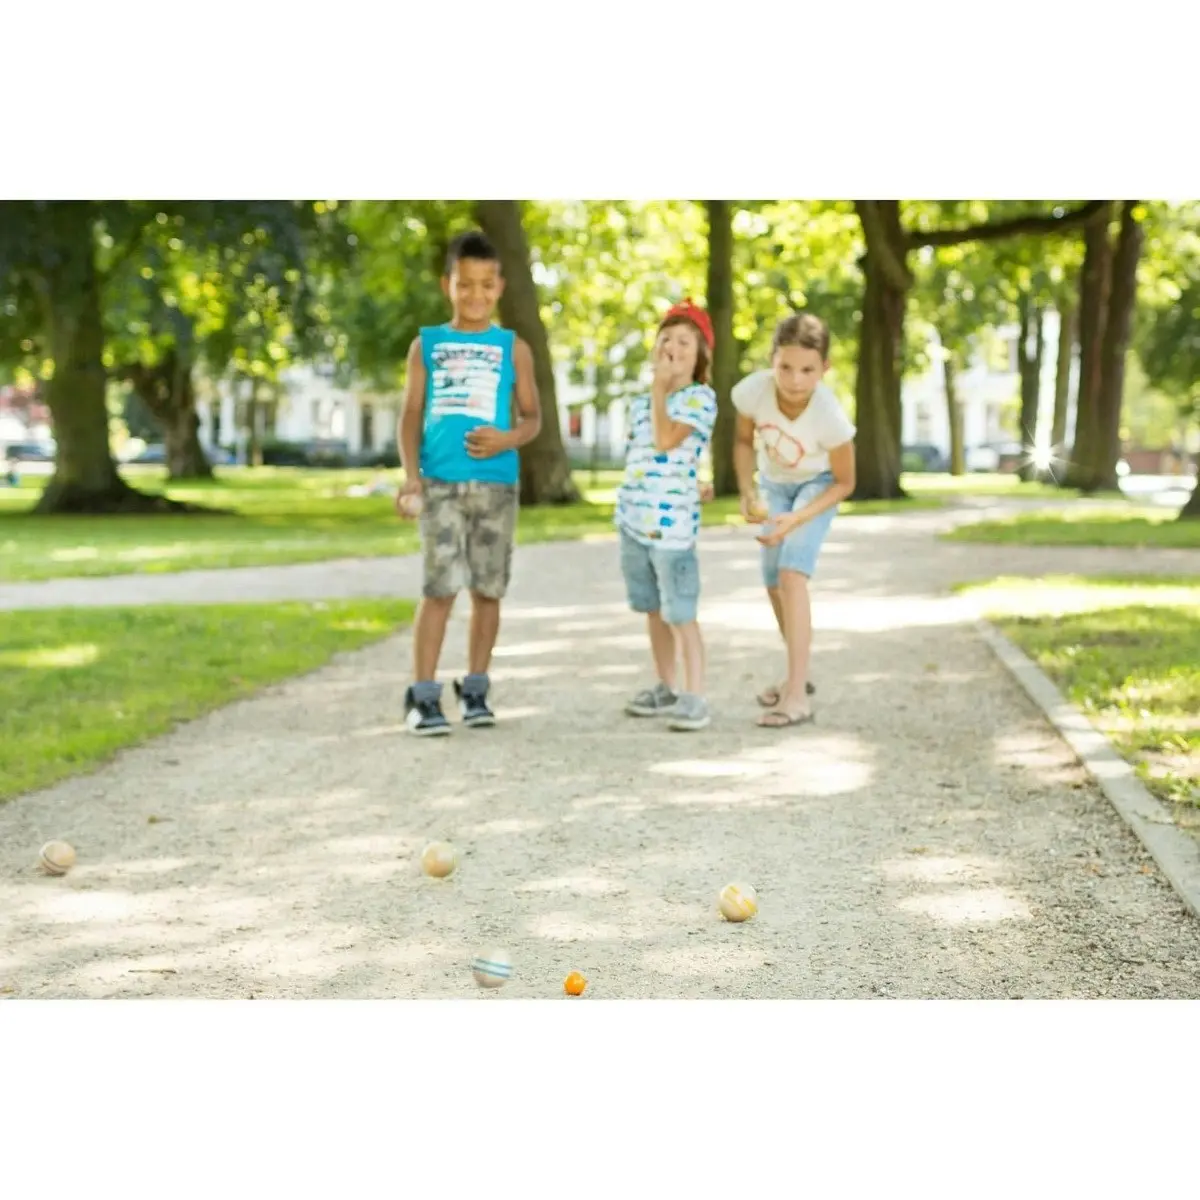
left=615, top=299, right=719, bottom=732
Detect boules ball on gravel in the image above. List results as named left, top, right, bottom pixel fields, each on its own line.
left=421, top=841, right=458, bottom=878
left=718, top=883, right=757, bottom=922
left=471, top=949, right=512, bottom=989
left=38, top=840, right=77, bottom=876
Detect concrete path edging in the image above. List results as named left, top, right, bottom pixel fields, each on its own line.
left=977, top=619, right=1200, bottom=921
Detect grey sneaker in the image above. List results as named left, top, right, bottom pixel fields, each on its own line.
left=625, top=681, right=678, bottom=717
left=668, top=693, right=711, bottom=731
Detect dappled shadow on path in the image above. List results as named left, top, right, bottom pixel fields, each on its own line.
left=3, top=519, right=1200, bottom=1000
left=4, top=580, right=1200, bottom=1001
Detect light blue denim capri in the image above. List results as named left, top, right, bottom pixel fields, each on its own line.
left=760, top=470, right=839, bottom=587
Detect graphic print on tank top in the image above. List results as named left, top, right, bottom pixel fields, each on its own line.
left=428, top=342, right=503, bottom=421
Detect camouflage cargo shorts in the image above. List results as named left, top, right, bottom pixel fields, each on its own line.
left=420, top=480, right=519, bottom=600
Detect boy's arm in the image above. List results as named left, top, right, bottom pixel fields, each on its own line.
left=651, top=382, right=715, bottom=454
left=397, top=336, right=425, bottom=500
left=509, top=338, right=542, bottom=447
left=650, top=382, right=697, bottom=453
left=466, top=337, right=542, bottom=457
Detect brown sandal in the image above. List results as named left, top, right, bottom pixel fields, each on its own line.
left=757, top=708, right=816, bottom=729
left=756, top=681, right=816, bottom=707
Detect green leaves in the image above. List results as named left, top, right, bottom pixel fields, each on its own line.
left=99, top=201, right=346, bottom=389
left=323, top=200, right=473, bottom=389
left=1134, top=201, right=1200, bottom=414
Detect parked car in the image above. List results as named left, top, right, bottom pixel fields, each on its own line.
left=965, top=442, right=1021, bottom=472
left=902, top=442, right=948, bottom=473
left=1, top=440, right=55, bottom=462
left=355, top=441, right=401, bottom=469
left=125, top=442, right=237, bottom=467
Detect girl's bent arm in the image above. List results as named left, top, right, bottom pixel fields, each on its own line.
left=733, top=414, right=758, bottom=499
left=795, top=439, right=856, bottom=524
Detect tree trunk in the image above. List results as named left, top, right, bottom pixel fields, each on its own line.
left=853, top=201, right=909, bottom=500
left=247, top=377, right=263, bottom=468
left=474, top=200, right=579, bottom=505
left=1093, top=200, right=1144, bottom=491
left=943, top=353, right=965, bottom=476
left=1049, top=300, right=1075, bottom=468
left=126, top=350, right=214, bottom=480
left=1179, top=479, right=1200, bottom=520
left=854, top=263, right=907, bottom=499
left=30, top=209, right=139, bottom=513
left=1069, top=204, right=1115, bottom=490
left=1016, top=294, right=1044, bottom=482
left=705, top=200, right=738, bottom=497
left=23, top=206, right=198, bottom=514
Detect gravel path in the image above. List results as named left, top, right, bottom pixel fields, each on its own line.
left=3, top=503, right=1200, bottom=999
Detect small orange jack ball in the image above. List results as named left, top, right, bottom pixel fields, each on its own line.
left=563, top=971, right=587, bottom=997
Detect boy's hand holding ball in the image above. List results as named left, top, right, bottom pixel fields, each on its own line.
left=396, top=479, right=423, bottom=519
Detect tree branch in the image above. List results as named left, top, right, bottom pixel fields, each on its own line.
left=905, top=201, right=1108, bottom=251
left=855, top=201, right=913, bottom=292
left=100, top=222, right=150, bottom=285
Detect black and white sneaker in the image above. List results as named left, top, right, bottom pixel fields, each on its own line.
left=404, top=685, right=451, bottom=737
left=454, top=679, right=495, bottom=728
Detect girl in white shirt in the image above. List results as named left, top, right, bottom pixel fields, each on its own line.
left=731, top=313, right=857, bottom=728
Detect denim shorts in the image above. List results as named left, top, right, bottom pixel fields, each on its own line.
left=760, top=471, right=839, bottom=587
left=619, top=528, right=701, bottom=626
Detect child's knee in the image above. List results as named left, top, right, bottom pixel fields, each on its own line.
left=620, top=535, right=660, bottom=613
left=760, top=549, right=781, bottom=590
left=662, top=601, right=698, bottom=627
left=660, top=550, right=699, bottom=626
left=779, top=567, right=812, bottom=588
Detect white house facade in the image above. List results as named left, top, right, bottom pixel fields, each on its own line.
left=900, top=310, right=1077, bottom=462
left=196, top=365, right=400, bottom=459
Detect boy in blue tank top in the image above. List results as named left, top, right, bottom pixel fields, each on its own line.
left=395, top=231, right=542, bottom=736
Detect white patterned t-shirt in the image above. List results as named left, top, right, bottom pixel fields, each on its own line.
left=731, top=371, right=856, bottom=484
left=615, top=383, right=718, bottom=549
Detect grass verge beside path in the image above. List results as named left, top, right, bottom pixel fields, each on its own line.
left=963, top=575, right=1199, bottom=825
left=944, top=508, right=1200, bottom=549
left=0, top=467, right=939, bottom=583
left=0, top=599, right=415, bottom=803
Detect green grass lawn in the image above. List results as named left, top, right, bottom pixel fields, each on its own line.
left=0, top=466, right=938, bottom=583
left=944, top=507, right=1200, bottom=549
left=577, top=467, right=1074, bottom=501
left=907, top=473, right=1084, bottom=500
left=965, top=575, right=1200, bottom=822
left=0, top=599, right=415, bottom=803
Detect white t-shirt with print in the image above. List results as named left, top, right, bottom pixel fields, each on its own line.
left=731, top=369, right=856, bottom=484
left=615, top=383, right=718, bottom=549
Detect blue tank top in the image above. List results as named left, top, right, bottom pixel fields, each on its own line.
left=419, top=323, right=519, bottom=486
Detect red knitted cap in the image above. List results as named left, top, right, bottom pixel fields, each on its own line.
left=659, top=298, right=714, bottom=351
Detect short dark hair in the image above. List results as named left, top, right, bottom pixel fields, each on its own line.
left=445, top=230, right=500, bottom=276
left=772, top=313, right=830, bottom=360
